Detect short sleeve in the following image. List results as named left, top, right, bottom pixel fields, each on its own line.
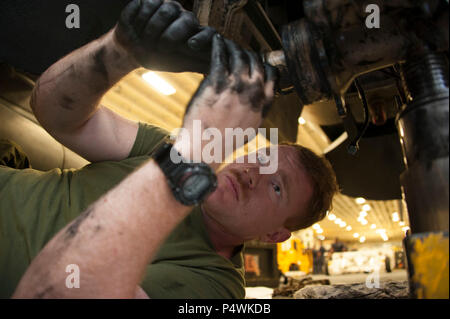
left=140, top=263, right=245, bottom=299
left=128, top=122, right=169, bottom=158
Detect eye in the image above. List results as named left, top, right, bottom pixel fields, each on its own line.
left=272, top=183, right=281, bottom=196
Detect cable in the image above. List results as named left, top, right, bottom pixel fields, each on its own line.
left=348, top=78, right=370, bottom=154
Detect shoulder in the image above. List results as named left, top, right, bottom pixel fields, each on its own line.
left=128, top=122, right=169, bottom=158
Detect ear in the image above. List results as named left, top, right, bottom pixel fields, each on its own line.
left=259, top=228, right=291, bottom=243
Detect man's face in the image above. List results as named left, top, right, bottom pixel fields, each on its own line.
left=202, top=145, right=314, bottom=243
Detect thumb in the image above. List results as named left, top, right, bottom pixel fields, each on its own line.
left=187, top=26, right=217, bottom=51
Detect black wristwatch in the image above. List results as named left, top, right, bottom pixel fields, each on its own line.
left=151, top=137, right=218, bottom=206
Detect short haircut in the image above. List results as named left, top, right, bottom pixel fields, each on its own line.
left=280, top=142, right=339, bottom=232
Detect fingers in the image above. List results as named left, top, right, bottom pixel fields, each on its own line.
left=225, top=39, right=249, bottom=78
left=263, top=63, right=278, bottom=96
left=262, top=64, right=278, bottom=117
left=208, top=34, right=276, bottom=106
left=188, top=26, right=217, bottom=51
left=134, top=0, right=163, bottom=35
left=264, top=63, right=278, bottom=83
left=209, top=34, right=229, bottom=89
left=246, top=50, right=264, bottom=80
left=142, top=1, right=183, bottom=43
left=119, top=0, right=142, bottom=30
left=158, top=11, right=199, bottom=51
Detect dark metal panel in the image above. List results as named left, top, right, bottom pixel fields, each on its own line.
left=0, top=0, right=131, bottom=75
left=325, top=131, right=405, bottom=200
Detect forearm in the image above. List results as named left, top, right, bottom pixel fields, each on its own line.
left=12, top=159, right=190, bottom=298
left=31, top=27, right=138, bottom=134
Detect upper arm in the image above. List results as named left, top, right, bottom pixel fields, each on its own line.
left=52, top=106, right=139, bottom=163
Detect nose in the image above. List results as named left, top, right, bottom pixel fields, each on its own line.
left=242, top=167, right=259, bottom=190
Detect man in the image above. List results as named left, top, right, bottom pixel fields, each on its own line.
left=331, top=238, right=346, bottom=253
left=317, top=243, right=326, bottom=274
left=1, top=0, right=338, bottom=298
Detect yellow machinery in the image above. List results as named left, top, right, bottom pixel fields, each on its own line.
left=277, top=238, right=312, bottom=274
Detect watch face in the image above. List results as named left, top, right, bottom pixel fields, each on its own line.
left=182, top=174, right=211, bottom=200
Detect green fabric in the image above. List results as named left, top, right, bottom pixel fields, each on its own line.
left=0, top=139, right=31, bottom=169
left=144, top=206, right=245, bottom=299
left=0, top=123, right=244, bottom=299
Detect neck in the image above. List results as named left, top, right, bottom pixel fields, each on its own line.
left=200, top=205, right=244, bottom=260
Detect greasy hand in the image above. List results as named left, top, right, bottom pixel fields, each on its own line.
left=114, top=0, right=216, bottom=73
left=177, top=34, right=277, bottom=165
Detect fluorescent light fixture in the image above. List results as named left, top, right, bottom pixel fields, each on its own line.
left=353, top=233, right=360, bottom=238
left=392, top=212, right=400, bottom=222
left=142, top=71, right=176, bottom=95
left=362, top=204, right=371, bottom=211
left=359, top=236, right=366, bottom=243
left=328, top=213, right=336, bottom=221
left=355, top=197, right=366, bottom=204
left=346, top=226, right=352, bottom=231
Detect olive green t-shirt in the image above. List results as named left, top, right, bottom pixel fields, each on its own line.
left=0, top=122, right=245, bottom=298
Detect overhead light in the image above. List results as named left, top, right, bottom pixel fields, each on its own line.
left=370, top=224, right=377, bottom=229
left=359, top=211, right=368, bottom=218
left=392, top=212, right=400, bottom=222
left=328, top=213, right=336, bottom=221
left=316, top=228, right=324, bottom=234
left=317, top=235, right=325, bottom=240
left=399, top=221, right=405, bottom=226
left=355, top=197, right=366, bottom=204
left=359, top=236, right=366, bottom=243
left=380, top=233, right=389, bottom=241
left=142, top=71, right=176, bottom=95
left=402, top=226, right=410, bottom=232
left=353, top=233, right=360, bottom=238
left=339, top=221, right=347, bottom=228
left=362, top=204, right=371, bottom=211
left=312, top=224, right=320, bottom=230
left=334, top=218, right=342, bottom=224
left=376, top=229, right=386, bottom=234
left=346, top=226, right=352, bottom=231
left=298, top=117, right=306, bottom=125
left=358, top=217, right=368, bottom=225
